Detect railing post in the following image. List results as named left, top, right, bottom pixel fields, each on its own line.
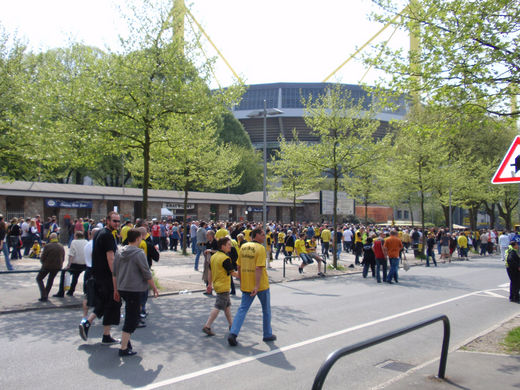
left=438, top=315, right=450, bottom=379
left=312, top=314, right=451, bottom=389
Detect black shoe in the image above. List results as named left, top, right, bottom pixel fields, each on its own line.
left=119, top=348, right=137, bottom=357
left=79, top=319, right=90, bottom=341
left=136, top=320, right=146, bottom=328
left=66, top=291, right=74, bottom=296
left=38, top=297, right=48, bottom=302
left=318, top=272, right=325, bottom=277
left=263, top=335, right=277, bottom=342
left=52, top=293, right=64, bottom=298
left=202, top=326, right=215, bottom=336
left=102, top=335, right=120, bottom=344
left=298, top=267, right=303, bottom=274
left=228, top=333, right=238, bottom=346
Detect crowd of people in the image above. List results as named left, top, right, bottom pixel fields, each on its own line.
left=2, top=212, right=519, bottom=356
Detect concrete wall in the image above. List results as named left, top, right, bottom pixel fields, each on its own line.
left=197, top=204, right=210, bottom=221
left=217, top=204, right=229, bottom=221
left=24, top=197, right=43, bottom=219
left=148, top=202, right=162, bottom=220
left=120, top=200, right=134, bottom=221
left=0, top=196, right=6, bottom=215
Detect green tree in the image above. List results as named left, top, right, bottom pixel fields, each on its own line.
left=215, top=111, right=263, bottom=193
left=389, top=106, right=448, bottom=250
left=303, top=85, right=382, bottom=266
left=269, top=132, right=322, bottom=222
left=0, top=26, right=33, bottom=179
left=147, top=115, right=241, bottom=254
left=84, top=0, right=242, bottom=218
left=368, top=0, right=520, bottom=116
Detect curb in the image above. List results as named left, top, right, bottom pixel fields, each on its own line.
left=0, top=256, right=476, bottom=315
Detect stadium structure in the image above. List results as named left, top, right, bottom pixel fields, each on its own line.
left=232, top=82, right=408, bottom=150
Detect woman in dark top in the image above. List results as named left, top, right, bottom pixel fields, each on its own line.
left=0, top=216, right=13, bottom=270
left=8, top=218, right=22, bottom=260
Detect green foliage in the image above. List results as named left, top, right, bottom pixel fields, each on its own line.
left=368, top=0, right=520, bottom=116
left=502, top=327, right=520, bottom=353
left=269, top=131, right=323, bottom=221
left=302, top=85, right=385, bottom=265
left=215, top=111, right=262, bottom=193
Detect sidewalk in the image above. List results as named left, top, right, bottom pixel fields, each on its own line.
left=0, top=246, right=432, bottom=314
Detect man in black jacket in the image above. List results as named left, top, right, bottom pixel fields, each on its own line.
left=506, top=241, right=520, bottom=303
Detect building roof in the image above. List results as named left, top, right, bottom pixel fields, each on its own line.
left=0, top=181, right=307, bottom=207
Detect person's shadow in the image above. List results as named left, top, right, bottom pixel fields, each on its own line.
left=78, top=344, right=163, bottom=387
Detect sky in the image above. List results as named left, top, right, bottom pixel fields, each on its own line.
left=0, top=0, right=408, bottom=88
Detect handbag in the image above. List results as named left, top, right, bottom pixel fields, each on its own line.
left=403, top=259, right=410, bottom=271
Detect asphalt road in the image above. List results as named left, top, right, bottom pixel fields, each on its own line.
left=2, top=256, right=518, bottom=390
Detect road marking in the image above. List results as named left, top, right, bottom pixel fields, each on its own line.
left=136, top=288, right=495, bottom=390
left=498, top=283, right=509, bottom=288
left=476, top=291, right=507, bottom=299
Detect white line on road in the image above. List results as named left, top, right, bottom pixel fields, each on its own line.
left=137, top=288, right=498, bottom=390
left=477, top=291, right=507, bottom=299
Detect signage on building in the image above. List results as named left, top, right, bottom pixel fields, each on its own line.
left=163, top=203, right=195, bottom=210
left=492, top=136, right=520, bottom=184
left=320, top=190, right=355, bottom=215
left=45, top=199, right=93, bottom=209
left=247, top=206, right=268, bottom=213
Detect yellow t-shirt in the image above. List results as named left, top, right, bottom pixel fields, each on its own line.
left=215, top=228, right=229, bottom=240
left=314, top=227, right=320, bottom=238
left=305, top=239, right=317, bottom=253
left=321, top=229, right=331, bottom=243
left=278, top=232, right=286, bottom=243
left=294, top=238, right=307, bottom=254
left=457, top=235, right=468, bottom=248
left=139, top=238, right=148, bottom=256
left=237, top=242, right=269, bottom=292
left=355, top=230, right=363, bottom=243
left=211, top=251, right=232, bottom=294
left=243, top=229, right=252, bottom=242
left=121, top=225, right=131, bottom=243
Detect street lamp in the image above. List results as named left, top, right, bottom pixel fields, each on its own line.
left=247, top=100, right=284, bottom=236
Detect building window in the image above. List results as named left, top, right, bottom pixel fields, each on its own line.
left=397, top=210, right=402, bottom=219
left=404, top=210, right=409, bottom=219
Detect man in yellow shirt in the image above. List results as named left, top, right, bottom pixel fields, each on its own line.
left=457, top=233, right=469, bottom=260
left=215, top=223, right=229, bottom=240
left=320, top=225, right=331, bottom=260
left=228, top=227, right=275, bottom=346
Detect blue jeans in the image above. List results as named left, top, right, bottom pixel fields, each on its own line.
left=426, top=249, right=437, bottom=266
left=375, top=258, right=387, bottom=282
left=387, top=257, right=399, bottom=283
left=191, top=237, right=197, bottom=254
left=194, top=245, right=203, bottom=270
left=230, top=288, right=272, bottom=338
left=2, top=241, right=13, bottom=270
left=275, top=243, right=284, bottom=259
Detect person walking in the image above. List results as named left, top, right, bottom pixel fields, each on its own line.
left=113, top=229, right=159, bottom=356
left=228, top=227, right=276, bottom=347
left=79, top=212, right=122, bottom=344
left=384, top=230, right=403, bottom=284
left=0, top=215, right=13, bottom=271
left=35, top=233, right=65, bottom=301
left=53, top=231, right=88, bottom=297
left=194, top=222, right=208, bottom=271
left=373, top=232, right=387, bottom=283
left=202, top=237, right=237, bottom=336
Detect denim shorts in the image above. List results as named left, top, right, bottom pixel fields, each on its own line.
left=215, top=292, right=231, bottom=310
left=300, top=253, right=314, bottom=264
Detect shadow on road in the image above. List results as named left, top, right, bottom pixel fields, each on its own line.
left=78, top=343, right=163, bottom=387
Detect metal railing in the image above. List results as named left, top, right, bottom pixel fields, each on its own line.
left=312, top=314, right=450, bottom=390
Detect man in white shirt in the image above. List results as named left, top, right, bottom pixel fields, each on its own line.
left=343, top=227, right=353, bottom=253
left=499, top=231, right=510, bottom=261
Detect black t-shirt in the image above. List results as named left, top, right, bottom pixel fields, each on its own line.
left=92, top=227, right=117, bottom=281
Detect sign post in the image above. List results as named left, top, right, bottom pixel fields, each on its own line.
left=491, top=136, right=520, bottom=184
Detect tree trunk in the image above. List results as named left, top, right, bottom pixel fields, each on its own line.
left=332, top=141, right=338, bottom=268
left=441, top=204, right=450, bottom=228
left=364, top=198, right=368, bottom=224
left=142, top=129, right=150, bottom=219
